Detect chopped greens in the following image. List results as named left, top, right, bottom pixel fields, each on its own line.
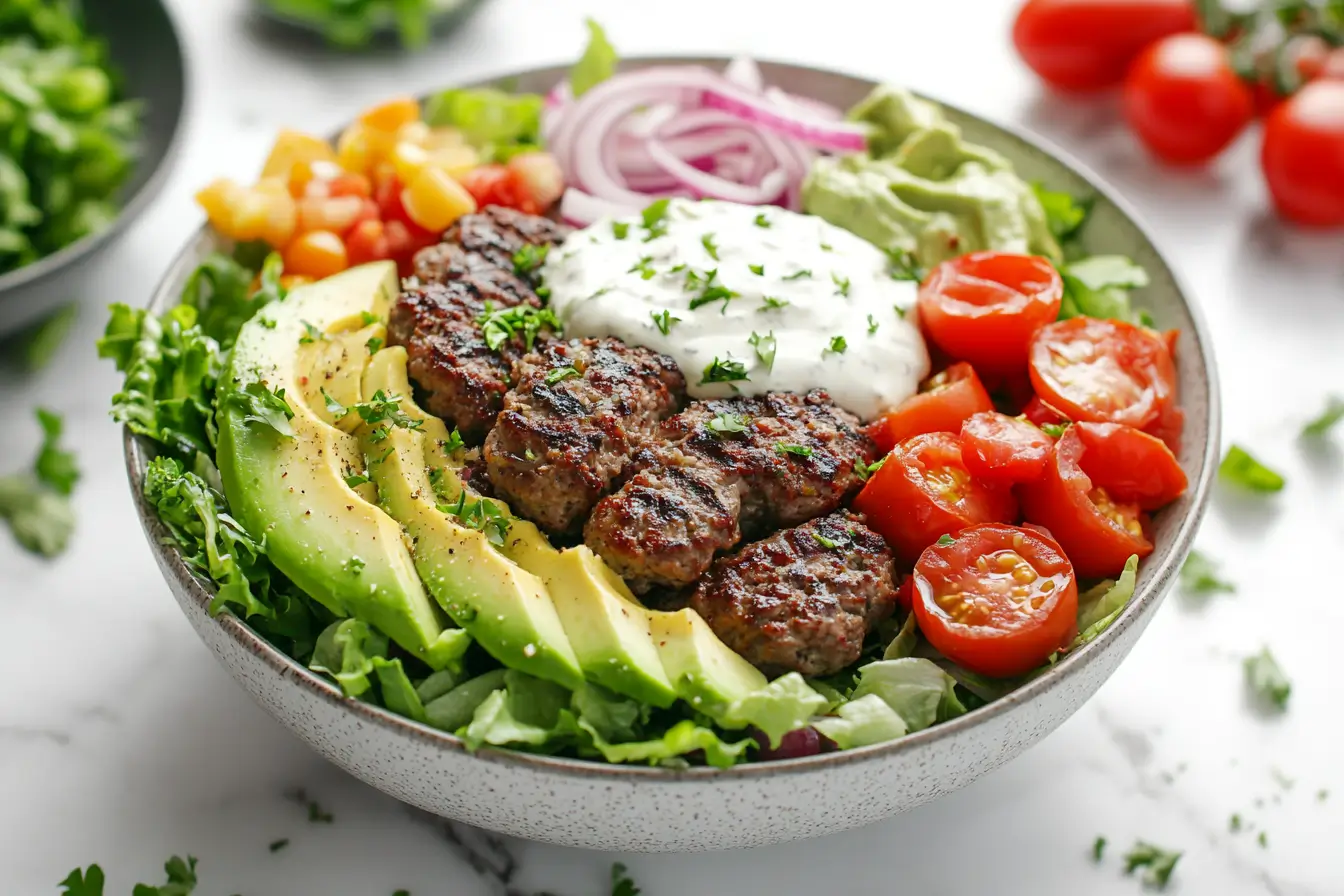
left=1039, top=422, right=1069, bottom=438
left=268, top=839, right=289, bottom=853
left=628, top=255, right=656, bottom=279
left=1092, top=836, right=1107, bottom=862
left=1302, top=395, right=1344, bottom=437
left=570, top=18, right=617, bottom=97
left=759, top=295, right=789, bottom=311
left=611, top=220, right=630, bottom=240
left=610, top=863, right=641, bottom=896
left=477, top=304, right=558, bottom=352
left=701, top=232, right=720, bottom=260
left=349, top=390, right=422, bottom=432
left=298, top=320, right=325, bottom=345
left=936, top=534, right=955, bottom=547
left=60, top=856, right=199, bottom=896
left=545, top=365, right=581, bottom=385
left=1032, top=182, right=1092, bottom=251
left=223, top=383, right=296, bottom=439
left=422, top=88, right=542, bottom=164
left=1122, top=841, right=1182, bottom=890
left=776, top=443, right=813, bottom=457
left=753, top=212, right=772, bottom=228
left=1058, top=256, right=1150, bottom=324
left=0, top=408, right=79, bottom=556
left=1180, top=549, right=1235, bottom=595
left=813, top=531, right=841, bottom=549
left=883, top=248, right=925, bottom=282
left=640, top=198, right=671, bottom=241
left=1244, top=647, right=1291, bottom=710
left=650, top=309, right=680, bottom=335
left=686, top=268, right=739, bottom=312
left=707, top=412, right=749, bottom=437
left=748, top=262, right=765, bottom=276
left=867, top=314, right=879, bottom=335
left=438, top=492, right=512, bottom=546
left=824, top=335, right=848, bottom=355
left=700, top=356, right=749, bottom=385
left=1219, top=445, right=1285, bottom=492
left=783, top=268, right=812, bottom=281
left=831, top=272, right=851, bottom=296
left=748, top=330, right=777, bottom=371
left=366, top=336, right=383, bottom=354
left=511, top=243, right=549, bottom=279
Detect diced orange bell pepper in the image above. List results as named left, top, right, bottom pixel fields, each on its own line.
left=359, top=97, right=422, bottom=134
left=284, top=230, right=348, bottom=280
left=260, top=130, right=338, bottom=180
left=401, top=166, right=477, bottom=233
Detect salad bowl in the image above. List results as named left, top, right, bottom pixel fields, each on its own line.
left=124, top=58, right=1219, bottom=852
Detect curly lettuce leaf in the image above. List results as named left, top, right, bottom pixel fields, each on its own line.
left=850, top=657, right=966, bottom=734
left=719, top=672, right=829, bottom=747
left=1059, top=256, right=1150, bottom=324
left=424, top=668, right=507, bottom=732
left=1074, top=554, right=1140, bottom=646
left=310, top=618, right=388, bottom=699
left=578, top=718, right=753, bottom=769
left=181, top=251, right=285, bottom=351
left=570, top=18, right=617, bottom=97
left=812, top=694, right=909, bottom=749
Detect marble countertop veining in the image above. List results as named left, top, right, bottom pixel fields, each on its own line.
left=1, top=0, right=1341, bottom=893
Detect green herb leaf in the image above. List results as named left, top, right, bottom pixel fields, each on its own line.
left=650, top=309, right=680, bottom=336
left=477, top=303, right=559, bottom=352
left=701, top=232, right=719, bottom=261
left=1092, top=836, right=1106, bottom=862
left=298, top=320, right=324, bottom=345
left=59, top=865, right=105, bottom=896
left=321, top=389, right=348, bottom=419
left=438, top=492, right=512, bottom=546
left=366, top=336, right=383, bottom=355
left=759, top=296, right=789, bottom=311
left=570, top=18, right=618, bottom=97
left=936, top=534, right=955, bottom=547
left=1032, top=182, right=1092, bottom=248
left=831, top=272, right=851, bottom=297
left=641, top=198, right=671, bottom=241
left=1302, top=395, right=1344, bottom=437
left=611, top=862, right=641, bottom=896
left=612, top=220, right=630, bottom=240
left=813, top=531, right=840, bottom=549
left=33, top=408, right=79, bottom=495
left=1122, top=841, right=1182, bottom=890
left=1230, top=813, right=1242, bottom=832
left=700, top=356, right=749, bottom=386
left=268, top=838, right=289, bottom=853
left=783, top=268, right=812, bottom=281
left=1058, top=256, right=1150, bottom=324
left=883, top=248, right=925, bottom=282
left=1040, top=422, right=1069, bottom=438
left=1219, top=444, right=1285, bottom=492
left=441, top=429, right=466, bottom=455
left=748, top=330, right=777, bottom=371
left=748, top=263, right=765, bottom=276
left=893, top=304, right=908, bottom=319
left=753, top=213, right=772, bottom=228
left=1244, top=647, right=1291, bottom=710
left=344, top=472, right=370, bottom=488
left=1180, top=549, right=1235, bottom=595
left=511, top=243, right=549, bottom=279
left=545, top=365, right=581, bottom=385
left=225, top=383, right=296, bottom=438
left=707, top=412, right=750, bottom=437
left=867, top=314, right=879, bottom=335
left=628, top=255, right=657, bottom=279
left=130, top=855, right=198, bottom=896
left=824, top=335, right=848, bottom=355
left=776, top=443, right=813, bottom=457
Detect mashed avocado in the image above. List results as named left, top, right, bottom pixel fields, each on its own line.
left=802, top=86, right=1062, bottom=268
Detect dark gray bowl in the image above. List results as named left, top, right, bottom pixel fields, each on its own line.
left=0, top=0, right=188, bottom=336
left=250, top=0, right=486, bottom=49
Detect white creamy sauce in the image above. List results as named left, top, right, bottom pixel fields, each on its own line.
left=543, top=199, right=930, bottom=421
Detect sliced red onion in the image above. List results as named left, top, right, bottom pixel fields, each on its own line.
left=558, top=187, right=631, bottom=226
left=724, top=56, right=764, bottom=92
left=701, top=88, right=868, bottom=152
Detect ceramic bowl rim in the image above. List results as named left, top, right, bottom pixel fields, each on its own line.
left=123, top=55, right=1221, bottom=784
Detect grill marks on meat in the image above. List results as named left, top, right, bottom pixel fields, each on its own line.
left=387, top=206, right=571, bottom=444
left=484, top=338, right=688, bottom=537
left=689, top=513, right=899, bottom=677
left=584, top=390, right=877, bottom=594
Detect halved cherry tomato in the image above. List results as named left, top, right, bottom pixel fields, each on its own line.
left=328, top=172, right=373, bottom=199
left=852, top=431, right=1018, bottom=562
left=1028, top=317, right=1177, bottom=430
left=1012, top=0, right=1197, bottom=92
left=384, top=218, right=439, bottom=277
left=1022, top=395, right=1069, bottom=428
left=346, top=219, right=391, bottom=266
left=1143, top=401, right=1184, bottom=454
left=1018, top=425, right=1153, bottom=578
left=1261, top=80, right=1344, bottom=227
left=375, top=174, right=415, bottom=228
left=1072, top=422, right=1187, bottom=510
left=459, top=164, right=541, bottom=215
left=917, top=252, right=1063, bottom=375
left=913, top=523, right=1080, bottom=678
left=283, top=230, right=348, bottom=280
left=1123, top=33, right=1255, bottom=165
left=959, top=411, right=1055, bottom=484
left=866, top=362, right=994, bottom=454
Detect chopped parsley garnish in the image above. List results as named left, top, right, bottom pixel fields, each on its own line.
left=650, top=309, right=681, bottom=335
left=1244, top=647, right=1291, bottom=710
left=753, top=212, right=771, bottom=228
left=611, top=863, right=640, bottom=896
left=820, top=241, right=833, bottom=252
left=1258, top=831, right=1269, bottom=848
left=438, top=492, right=511, bottom=546
left=744, top=263, right=763, bottom=277
left=0, top=408, right=79, bottom=557
left=545, top=365, right=581, bottom=385
left=511, top=243, right=549, bottom=278
left=524, top=448, right=536, bottom=461
left=1219, top=445, right=1285, bottom=492
left=813, top=531, right=841, bottom=549
left=350, top=390, right=422, bottom=432
left=1092, top=836, right=1106, bottom=861
left=441, top=429, right=465, bottom=455
left=628, top=255, right=657, bottom=279
left=884, top=247, right=925, bottom=282
left=707, top=412, right=749, bottom=437
left=359, top=311, right=380, bottom=326
left=936, top=534, right=955, bottom=547
left=321, top=389, right=348, bottom=418
left=782, top=268, right=812, bottom=281
left=268, top=838, right=289, bottom=853
left=893, top=304, right=908, bottom=319
left=298, top=320, right=324, bottom=345
left=700, top=356, right=749, bottom=386
left=372, top=446, right=394, bottom=464
left=287, top=788, right=334, bottom=823
left=1302, top=395, right=1344, bottom=437
left=1180, top=549, right=1234, bottom=595
left=776, top=443, right=812, bottom=457
left=226, top=383, right=296, bottom=438
left=686, top=268, right=740, bottom=312
left=701, top=232, right=720, bottom=260
left=369, top=425, right=391, bottom=443
left=832, top=272, right=851, bottom=297
left=366, top=336, right=383, bottom=354
left=344, top=472, right=370, bottom=488
left=759, top=296, right=789, bottom=311
left=1040, top=422, right=1069, bottom=438
left=867, top=314, right=879, bottom=335
left=426, top=466, right=447, bottom=497
left=748, top=330, right=776, bottom=371
left=641, top=198, right=671, bottom=241
left=1229, top=813, right=1242, bottom=832
left=612, top=220, right=630, bottom=240
left=824, top=335, right=848, bottom=355
left=854, top=456, right=887, bottom=482
left=1122, top=841, right=1181, bottom=889
left=478, top=303, right=559, bottom=352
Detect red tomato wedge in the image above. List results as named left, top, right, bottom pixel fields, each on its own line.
left=959, top=411, right=1055, bottom=484
left=1143, top=400, right=1185, bottom=454
left=1018, top=425, right=1154, bottom=578
left=1072, top=422, right=1187, bottom=510
left=853, top=432, right=1018, bottom=561
left=1028, top=317, right=1177, bottom=430
left=912, top=523, right=1080, bottom=678
left=866, top=362, right=994, bottom=454
left=1022, top=395, right=1069, bottom=428
left=917, top=252, right=1063, bottom=376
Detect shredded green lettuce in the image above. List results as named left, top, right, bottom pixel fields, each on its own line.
left=1031, top=182, right=1092, bottom=252
left=569, top=18, right=617, bottom=97
left=1059, top=255, right=1150, bottom=324
left=1073, top=554, right=1140, bottom=647
left=719, top=672, right=829, bottom=747
left=812, top=694, right=910, bottom=748
left=850, top=658, right=966, bottom=734
left=181, top=251, right=285, bottom=351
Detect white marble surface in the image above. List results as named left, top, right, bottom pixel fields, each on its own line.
left=2, top=0, right=1341, bottom=892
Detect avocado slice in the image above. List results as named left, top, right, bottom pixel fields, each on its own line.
left=648, top=609, right=768, bottom=718
left=217, top=262, right=470, bottom=672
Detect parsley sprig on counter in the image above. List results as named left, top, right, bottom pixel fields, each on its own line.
left=0, top=408, right=79, bottom=556
left=1122, top=841, right=1182, bottom=890
left=1245, top=647, right=1291, bottom=710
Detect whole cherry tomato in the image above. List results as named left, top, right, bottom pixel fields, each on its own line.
left=1261, top=79, right=1344, bottom=226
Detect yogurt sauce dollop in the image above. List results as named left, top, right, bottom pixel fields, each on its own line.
left=542, top=199, right=930, bottom=421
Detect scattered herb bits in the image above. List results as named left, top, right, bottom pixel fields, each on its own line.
left=701, top=356, right=749, bottom=386
left=1244, top=647, right=1291, bottom=710
left=1179, top=549, right=1234, bottom=595
left=1122, top=841, right=1182, bottom=890
left=1219, top=445, right=1285, bottom=492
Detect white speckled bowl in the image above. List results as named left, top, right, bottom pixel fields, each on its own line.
left=123, top=59, right=1219, bottom=853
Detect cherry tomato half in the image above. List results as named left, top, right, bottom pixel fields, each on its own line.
left=1018, top=425, right=1154, bottom=578
left=917, top=251, right=1063, bottom=376
left=853, top=431, right=1018, bottom=562
left=346, top=219, right=391, bottom=266
left=866, top=362, right=994, bottom=455
left=1022, top=395, right=1069, bottom=428
left=1261, top=80, right=1344, bottom=227
left=1028, top=317, right=1177, bottom=430
left=1143, top=400, right=1185, bottom=454
left=459, top=164, right=541, bottom=215
left=1072, top=422, right=1187, bottom=510
left=1123, top=33, right=1255, bottom=165
left=1011, top=0, right=1196, bottom=92
left=913, top=523, right=1079, bottom=678
left=959, top=411, right=1055, bottom=484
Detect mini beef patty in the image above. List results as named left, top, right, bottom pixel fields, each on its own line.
left=689, top=512, right=899, bottom=677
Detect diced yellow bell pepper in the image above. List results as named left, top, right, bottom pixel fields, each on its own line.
left=401, top=166, right=477, bottom=233
left=390, top=141, right=432, bottom=184
left=229, top=179, right=298, bottom=248
left=336, top=123, right=395, bottom=177
left=195, top=177, right=247, bottom=233
left=359, top=97, right=422, bottom=133
left=395, top=120, right=431, bottom=146
left=260, top=130, right=338, bottom=180
left=423, top=126, right=466, bottom=151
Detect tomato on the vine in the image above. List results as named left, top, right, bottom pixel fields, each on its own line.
left=1262, top=79, right=1344, bottom=227
left=1123, top=33, right=1256, bottom=164
left=1012, top=0, right=1196, bottom=92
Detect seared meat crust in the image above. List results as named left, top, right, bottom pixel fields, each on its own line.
left=584, top=390, right=877, bottom=594
left=688, top=512, right=898, bottom=677
left=483, top=338, right=687, bottom=536
left=440, top=205, right=573, bottom=275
